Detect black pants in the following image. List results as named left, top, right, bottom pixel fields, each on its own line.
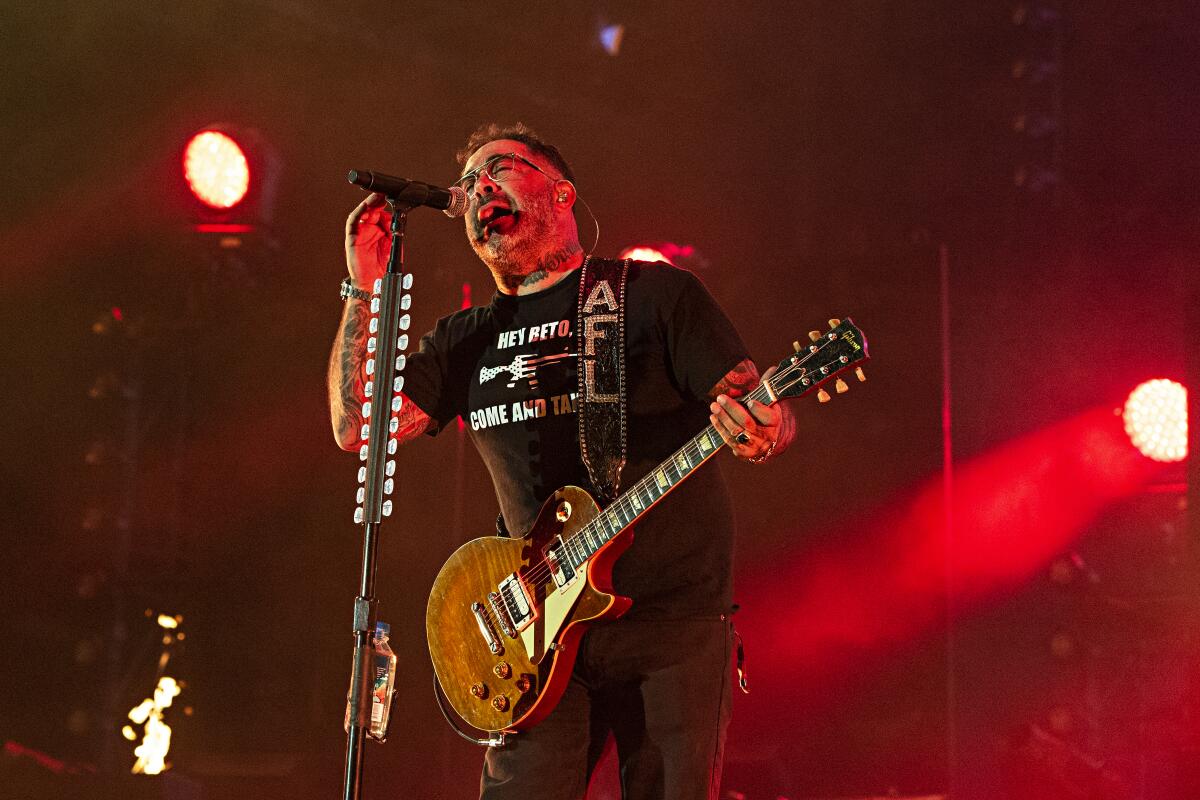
left=480, top=616, right=733, bottom=800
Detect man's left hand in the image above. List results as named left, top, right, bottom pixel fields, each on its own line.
left=709, top=365, right=788, bottom=461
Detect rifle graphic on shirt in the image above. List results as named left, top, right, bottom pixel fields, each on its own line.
left=479, top=351, right=576, bottom=390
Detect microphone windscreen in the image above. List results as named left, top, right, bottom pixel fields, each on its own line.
left=442, top=186, right=469, bottom=219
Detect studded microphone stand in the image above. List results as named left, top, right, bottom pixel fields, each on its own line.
left=341, top=197, right=416, bottom=800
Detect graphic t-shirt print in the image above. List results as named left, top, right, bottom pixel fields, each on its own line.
left=467, top=318, right=579, bottom=431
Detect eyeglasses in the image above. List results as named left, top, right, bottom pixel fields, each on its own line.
left=455, top=152, right=555, bottom=194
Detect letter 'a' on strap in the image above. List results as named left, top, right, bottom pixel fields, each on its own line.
left=575, top=257, right=629, bottom=504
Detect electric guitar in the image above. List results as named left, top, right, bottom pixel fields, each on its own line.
left=426, top=318, right=869, bottom=735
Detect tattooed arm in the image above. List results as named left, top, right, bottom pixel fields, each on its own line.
left=707, top=357, right=796, bottom=462
left=327, top=297, right=434, bottom=450
left=329, top=193, right=434, bottom=451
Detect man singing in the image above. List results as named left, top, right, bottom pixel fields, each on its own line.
left=328, top=123, right=795, bottom=799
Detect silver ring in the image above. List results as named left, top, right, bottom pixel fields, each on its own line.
left=734, top=432, right=751, bottom=446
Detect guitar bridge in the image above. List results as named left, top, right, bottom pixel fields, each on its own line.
left=471, top=602, right=503, bottom=655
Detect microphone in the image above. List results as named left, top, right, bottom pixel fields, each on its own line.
left=347, top=170, right=470, bottom=218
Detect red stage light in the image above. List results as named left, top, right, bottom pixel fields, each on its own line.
left=618, top=242, right=702, bottom=268
left=183, top=131, right=251, bottom=209
left=619, top=246, right=671, bottom=264
left=1122, top=379, right=1187, bottom=462
left=730, top=405, right=1162, bottom=729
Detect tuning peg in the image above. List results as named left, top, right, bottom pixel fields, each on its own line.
left=808, top=330, right=821, bottom=342
left=855, top=367, right=866, bottom=382
left=793, top=340, right=803, bottom=353
left=828, top=318, right=841, bottom=328
left=835, top=378, right=848, bottom=394
left=817, top=388, right=831, bottom=403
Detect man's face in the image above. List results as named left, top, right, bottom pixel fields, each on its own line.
left=459, top=139, right=559, bottom=265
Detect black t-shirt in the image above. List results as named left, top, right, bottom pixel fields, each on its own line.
left=404, top=261, right=749, bottom=618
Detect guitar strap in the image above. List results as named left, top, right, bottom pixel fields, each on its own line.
left=575, top=256, right=629, bottom=504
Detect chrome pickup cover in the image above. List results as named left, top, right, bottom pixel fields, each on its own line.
left=495, top=573, right=536, bottom=633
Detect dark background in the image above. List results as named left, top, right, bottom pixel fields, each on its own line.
left=1, top=2, right=1196, bottom=798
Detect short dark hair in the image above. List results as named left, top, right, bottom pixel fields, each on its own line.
left=455, top=122, right=575, bottom=184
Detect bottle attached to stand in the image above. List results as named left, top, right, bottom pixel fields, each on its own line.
left=345, top=621, right=398, bottom=742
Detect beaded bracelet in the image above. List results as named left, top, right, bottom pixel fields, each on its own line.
left=746, top=437, right=778, bottom=464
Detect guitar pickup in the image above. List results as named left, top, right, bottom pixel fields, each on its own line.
left=545, top=538, right=577, bottom=590
left=491, top=572, right=536, bottom=635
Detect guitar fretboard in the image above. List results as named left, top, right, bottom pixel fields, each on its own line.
left=557, top=382, right=772, bottom=568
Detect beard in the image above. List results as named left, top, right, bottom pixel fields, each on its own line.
left=468, top=188, right=557, bottom=283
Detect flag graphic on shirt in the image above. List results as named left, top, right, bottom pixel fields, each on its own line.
left=479, top=350, right=576, bottom=390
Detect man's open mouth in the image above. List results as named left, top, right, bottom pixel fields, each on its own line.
left=478, top=203, right=514, bottom=227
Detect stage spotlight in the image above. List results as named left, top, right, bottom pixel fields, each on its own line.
left=181, top=124, right=280, bottom=236
left=183, top=131, right=250, bottom=210
left=619, top=246, right=670, bottom=264
left=1122, top=379, right=1187, bottom=462
left=619, top=242, right=707, bottom=271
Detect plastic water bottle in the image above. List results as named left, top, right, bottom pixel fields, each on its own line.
left=344, top=621, right=398, bottom=741
left=368, top=622, right=397, bottom=741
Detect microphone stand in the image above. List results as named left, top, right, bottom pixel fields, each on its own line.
left=342, top=196, right=414, bottom=800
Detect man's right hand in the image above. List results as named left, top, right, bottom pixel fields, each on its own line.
left=345, top=192, right=393, bottom=291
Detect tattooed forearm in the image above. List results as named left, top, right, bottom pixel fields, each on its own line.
left=328, top=298, right=371, bottom=449
left=709, top=358, right=760, bottom=400
left=327, top=298, right=435, bottom=450
left=392, top=392, right=433, bottom=442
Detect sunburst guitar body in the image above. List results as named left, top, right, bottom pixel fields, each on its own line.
left=426, top=486, right=631, bottom=733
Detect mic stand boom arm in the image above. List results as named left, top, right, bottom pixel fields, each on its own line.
left=341, top=197, right=414, bottom=800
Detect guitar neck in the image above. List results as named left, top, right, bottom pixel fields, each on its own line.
left=558, top=316, right=870, bottom=568
left=561, top=382, right=773, bottom=567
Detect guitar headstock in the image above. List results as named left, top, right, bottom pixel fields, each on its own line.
left=767, top=317, right=869, bottom=403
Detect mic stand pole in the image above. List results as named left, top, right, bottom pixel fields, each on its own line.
left=342, top=197, right=413, bottom=800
